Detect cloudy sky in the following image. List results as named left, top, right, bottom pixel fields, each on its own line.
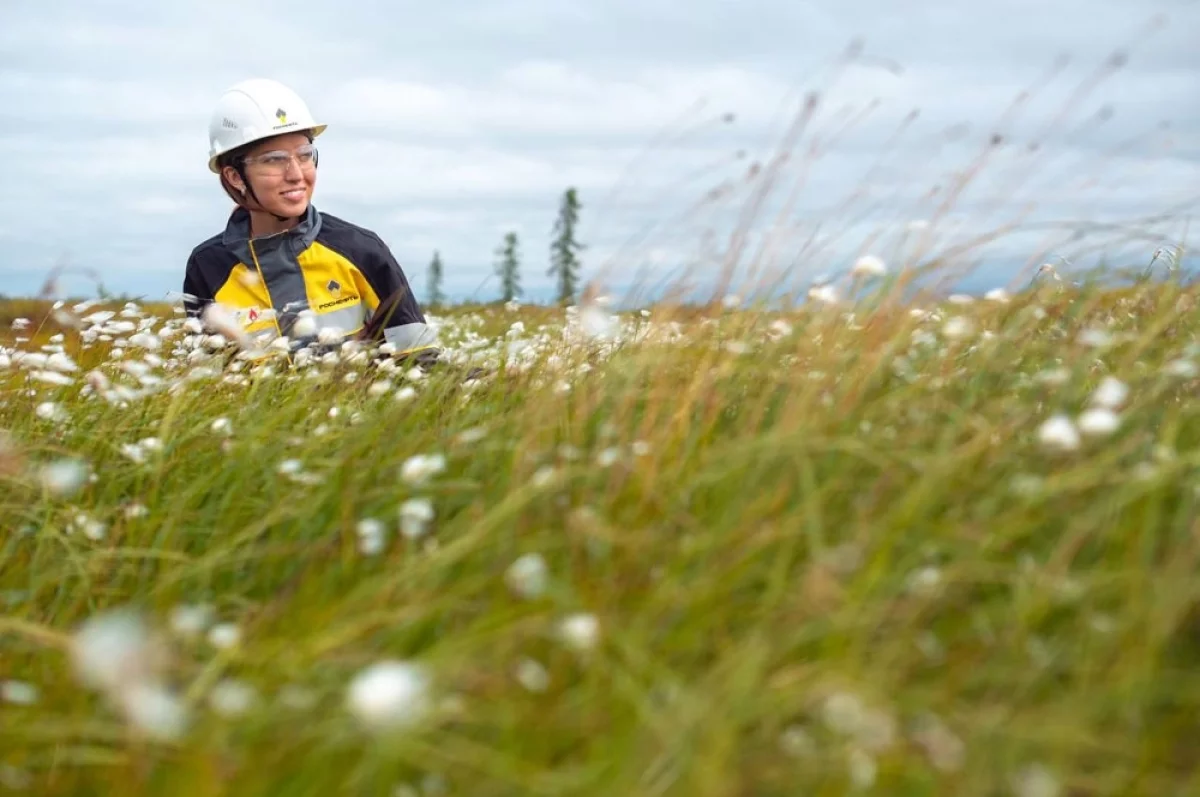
left=2, top=0, right=1197, bottom=306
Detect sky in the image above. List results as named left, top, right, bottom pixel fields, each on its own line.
left=1, top=0, right=1197, bottom=306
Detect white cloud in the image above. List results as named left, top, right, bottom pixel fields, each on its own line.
left=324, top=64, right=788, bottom=140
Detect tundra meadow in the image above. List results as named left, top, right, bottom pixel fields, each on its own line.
left=2, top=69, right=1200, bottom=797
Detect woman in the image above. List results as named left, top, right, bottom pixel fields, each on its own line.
left=182, top=78, right=437, bottom=362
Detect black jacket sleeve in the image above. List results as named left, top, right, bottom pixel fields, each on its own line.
left=357, top=233, right=439, bottom=356
left=182, top=254, right=212, bottom=319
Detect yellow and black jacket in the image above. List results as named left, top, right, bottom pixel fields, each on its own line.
left=182, top=205, right=437, bottom=356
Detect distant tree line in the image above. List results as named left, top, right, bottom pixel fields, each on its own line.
left=424, top=187, right=584, bottom=309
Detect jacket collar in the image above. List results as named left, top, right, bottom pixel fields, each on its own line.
left=220, top=203, right=322, bottom=250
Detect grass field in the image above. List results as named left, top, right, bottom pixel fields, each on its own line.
left=2, top=273, right=1200, bottom=796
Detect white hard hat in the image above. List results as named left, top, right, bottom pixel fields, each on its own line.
left=207, top=78, right=327, bottom=173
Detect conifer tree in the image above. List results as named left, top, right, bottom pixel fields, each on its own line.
left=494, top=231, right=522, bottom=303
left=427, top=250, right=444, bottom=308
left=548, top=188, right=584, bottom=304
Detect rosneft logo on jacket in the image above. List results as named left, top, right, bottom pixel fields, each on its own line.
left=317, top=293, right=359, bottom=311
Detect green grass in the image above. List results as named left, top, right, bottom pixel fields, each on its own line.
left=2, top=280, right=1200, bottom=796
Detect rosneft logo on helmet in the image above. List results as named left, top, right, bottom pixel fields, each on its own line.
left=327, top=279, right=341, bottom=296
left=273, top=108, right=296, bottom=130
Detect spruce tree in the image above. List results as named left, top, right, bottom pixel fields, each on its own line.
left=548, top=188, right=584, bottom=304
left=427, top=250, right=444, bottom=308
left=494, top=231, right=522, bottom=303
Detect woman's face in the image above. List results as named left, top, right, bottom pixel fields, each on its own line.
left=228, top=132, right=317, bottom=217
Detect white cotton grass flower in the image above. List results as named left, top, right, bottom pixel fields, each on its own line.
left=400, top=453, right=446, bottom=485
left=357, top=517, right=388, bottom=555
left=1077, top=327, right=1112, bottom=349
left=68, top=608, right=190, bottom=741
left=767, top=318, right=794, bottom=339
left=819, top=690, right=897, bottom=753
left=210, top=417, right=233, bottom=436
left=70, top=609, right=169, bottom=694
left=71, top=513, right=107, bottom=541
left=292, top=311, right=318, bottom=338
left=84, top=369, right=110, bottom=391
left=454, top=426, right=488, bottom=446
left=557, top=612, right=601, bottom=652
left=1011, top=763, right=1061, bottom=797
left=398, top=498, right=435, bottom=540
left=1164, top=358, right=1198, bottom=378
left=116, top=682, right=190, bottom=741
left=127, top=332, right=161, bottom=351
left=200, top=303, right=256, bottom=351
left=345, top=660, right=432, bottom=731
left=821, top=690, right=866, bottom=735
left=168, top=603, right=215, bottom=639
left=851, top=254, right=887, bottom=277
left=120, top=442, right=149, bottom=464
left=847, top=747, right=878, bottom=790
left=531, top=465, right=558, bottom=488
left=1, top=680, right=39, bottom=706
left=514, top=658, right=551, bottom=693
left=1037, top=415, right=1080, bottom=452
left=595, top=447, right=620, bottom=467
left=124, top=502, right=149, bottom=519
left=31, top=369, right=74, bottom=386
left=277, top=458, right=303, bottom=476
left=1077, top=408, right=1120, bottom=437
left=208, top=678, right=258, bottom=717
left=207, top=622, right=241, bottom=650
left=905, top=566, right=943, bottom=596
left=505, top=553, right=548, bottom=599
left=317, top=326, right=343, bottom=346
left=941, top=316, right=976, bottom=341
left=35, top=401, right=67, bottom=423
left=778, top=724, right=816, bottom=758
left=808, top=284, right=839, bottom=305
left=720, top=338, right=748, bottom=355
left=1035, top=367, right=1070, bottom=387
left=38, top=458, right=88, bottom=497
left=578, top=303, right=619, bottom=341
left=1089, top=376, right=1129, bottom=410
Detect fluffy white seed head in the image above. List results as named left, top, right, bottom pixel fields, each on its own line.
left=345, top=660, right=431, bottom=731
left=1037, top=415, right=1080, bottom=452
left=505, top=553, right=548, bottom=599
left=70, top=609, right=168, bottom=694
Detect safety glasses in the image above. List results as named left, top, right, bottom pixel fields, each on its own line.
left=242, top=144, right=318, bottom=175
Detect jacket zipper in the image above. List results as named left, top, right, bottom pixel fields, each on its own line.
left=247, top=237, right=284, bottom=340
